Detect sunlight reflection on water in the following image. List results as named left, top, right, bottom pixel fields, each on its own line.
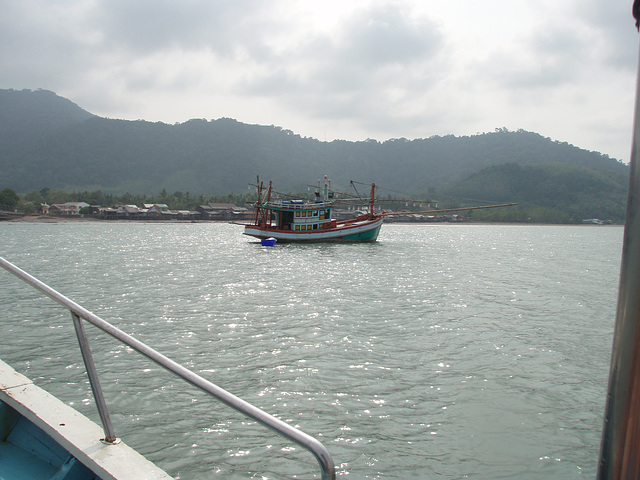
left=0, top=222, right=622, bottom=479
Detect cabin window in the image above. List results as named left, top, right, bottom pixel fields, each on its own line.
left=296, top=211, right=300, bottom=217
left=295, top=225, right=300, bottom=231
left=313, top=224, right=318, bottom=230
left=313, top=210, right=318, bottom=216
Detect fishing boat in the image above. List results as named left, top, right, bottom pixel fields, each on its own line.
left=243, top=176, right=518, bottom=243
left=244, top=176, right=383, bottom=243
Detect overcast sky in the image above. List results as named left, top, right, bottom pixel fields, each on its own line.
left=1, top=0, right=638, bottom=161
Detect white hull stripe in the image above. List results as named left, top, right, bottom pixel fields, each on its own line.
left=244, top=218, right=382, bottom=241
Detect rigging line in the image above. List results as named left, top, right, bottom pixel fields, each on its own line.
left=333, top=198, right=375, bottom=203
left=372, top=185, right=423, bottom=198
left=247, top=184, right=304, bottom=200
left=349, top=180, right=363, bottom=200
left=357, top=183, right=436, bottom=201
left=428, top=193, right=511, bottom=205
left=371, top=184, right=505, bottom=206
left=334, top=191, right=365, bottom=200
left=376, top=199, right=436, bottom=203
left=349, top=180, right=370, bottom=186
left=251, top=191, right=296, bottom=201
left=381, top=203, right=517, bottom=216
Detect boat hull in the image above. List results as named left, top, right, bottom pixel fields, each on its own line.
left=244, top=218, right=383, bottom=243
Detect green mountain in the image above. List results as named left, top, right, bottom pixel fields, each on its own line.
left=0, top=88, right=630, bottom=221
left=0, top=88, right=94, bottom=139
left=443, top=163, right=628, bottom=222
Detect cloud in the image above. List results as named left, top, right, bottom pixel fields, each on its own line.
left=0, top=0, right=636, bottom=160
left=238, top=3, right=446, bottom=132
left=337, top=5, right=442, bottom=67
left=93, top=0, right=270, bottom=55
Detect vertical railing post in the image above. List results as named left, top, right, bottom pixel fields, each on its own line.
left=71, top=312, right=118, bottom=443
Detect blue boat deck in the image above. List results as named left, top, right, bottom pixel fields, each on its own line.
left=0, top=404, right=97, bottom=480
left=0, top=359, right=172, bottom=480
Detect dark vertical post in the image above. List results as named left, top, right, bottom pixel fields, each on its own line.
left=597, top=19, right=640, bottom=479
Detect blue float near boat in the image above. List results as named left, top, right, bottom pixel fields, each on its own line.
left=261, top=237, right=277, bottom=247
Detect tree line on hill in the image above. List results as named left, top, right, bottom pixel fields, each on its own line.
left=0, top=89, right=631, bottom=223
left=0, top=187, right=257, bottom=215
left=2, top=172, right=628, bottom=223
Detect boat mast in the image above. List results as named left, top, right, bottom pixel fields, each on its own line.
left=252, top=176, right=263, bottom=225
left=323, top=175, right=330, bottom=202
left=597, top=6, right=640, bottom=478
left=262, top=181, right=272, bottom=226
left=369, top=183, right=376, bottom=219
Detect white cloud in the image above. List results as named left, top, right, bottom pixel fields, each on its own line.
left=0, top=0, right=637, bottom=160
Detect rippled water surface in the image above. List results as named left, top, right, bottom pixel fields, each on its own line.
left=0, top=222, right=623, bottom=479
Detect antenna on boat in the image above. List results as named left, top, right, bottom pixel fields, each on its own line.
left=323, top=175, right=331, bottom=202
left=597, top=6, right=640, bottom=478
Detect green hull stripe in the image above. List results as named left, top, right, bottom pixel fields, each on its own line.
left=340, top=225, right=381, bottom=242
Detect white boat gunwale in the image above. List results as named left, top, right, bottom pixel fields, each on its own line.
left=0, top=359, right=172, bottom=480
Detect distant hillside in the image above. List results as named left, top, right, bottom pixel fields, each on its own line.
left=0, top=88, right=630, bottom=221
left=0, top=88, right=94, bottom=137
left=444, top=162, right=628, bottom=222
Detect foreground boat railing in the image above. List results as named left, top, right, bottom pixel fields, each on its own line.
left=597, top=10, right=640, bottom=478
left=0, top=256, right=335, bottom=480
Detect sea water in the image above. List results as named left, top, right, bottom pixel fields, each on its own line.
left=0, top=222, right=623, bottom=479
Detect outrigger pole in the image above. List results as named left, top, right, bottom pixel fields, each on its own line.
left=597, top=4, right=640, bottom=478
left=381, top=203, right=517, bottom=217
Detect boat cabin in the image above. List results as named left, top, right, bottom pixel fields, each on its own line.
left=263, top=200, right=336, bottom=232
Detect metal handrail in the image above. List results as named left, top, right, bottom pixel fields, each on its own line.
left=0, top=256, right=336, bottom=480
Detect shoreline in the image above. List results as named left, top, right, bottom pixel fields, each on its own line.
left=3, top=215, right=623, bottom=226
left=6, top=215, right=215, bottom=224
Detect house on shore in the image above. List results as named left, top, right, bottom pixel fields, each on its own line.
left=145, top=204, right=177, bottom=219
left=50, top=202, right=90, bottom=216
left=197, top=203, right=249, bottom=220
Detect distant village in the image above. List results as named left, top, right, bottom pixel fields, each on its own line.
left=41, top=201, right=252, bottom=221
left=35, top=201, right=472, bottom=223
left=1, top=200, right=614, bottom=224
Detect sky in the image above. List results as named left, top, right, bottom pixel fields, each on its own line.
left=1, top=0, right=639, bottom=162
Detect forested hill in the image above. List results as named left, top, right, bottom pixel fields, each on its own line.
left=0, top=88, right=630, bottom=221
left=444, top=162, right=629, bottom=222
left=0, top=89, right=94, bottom=138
